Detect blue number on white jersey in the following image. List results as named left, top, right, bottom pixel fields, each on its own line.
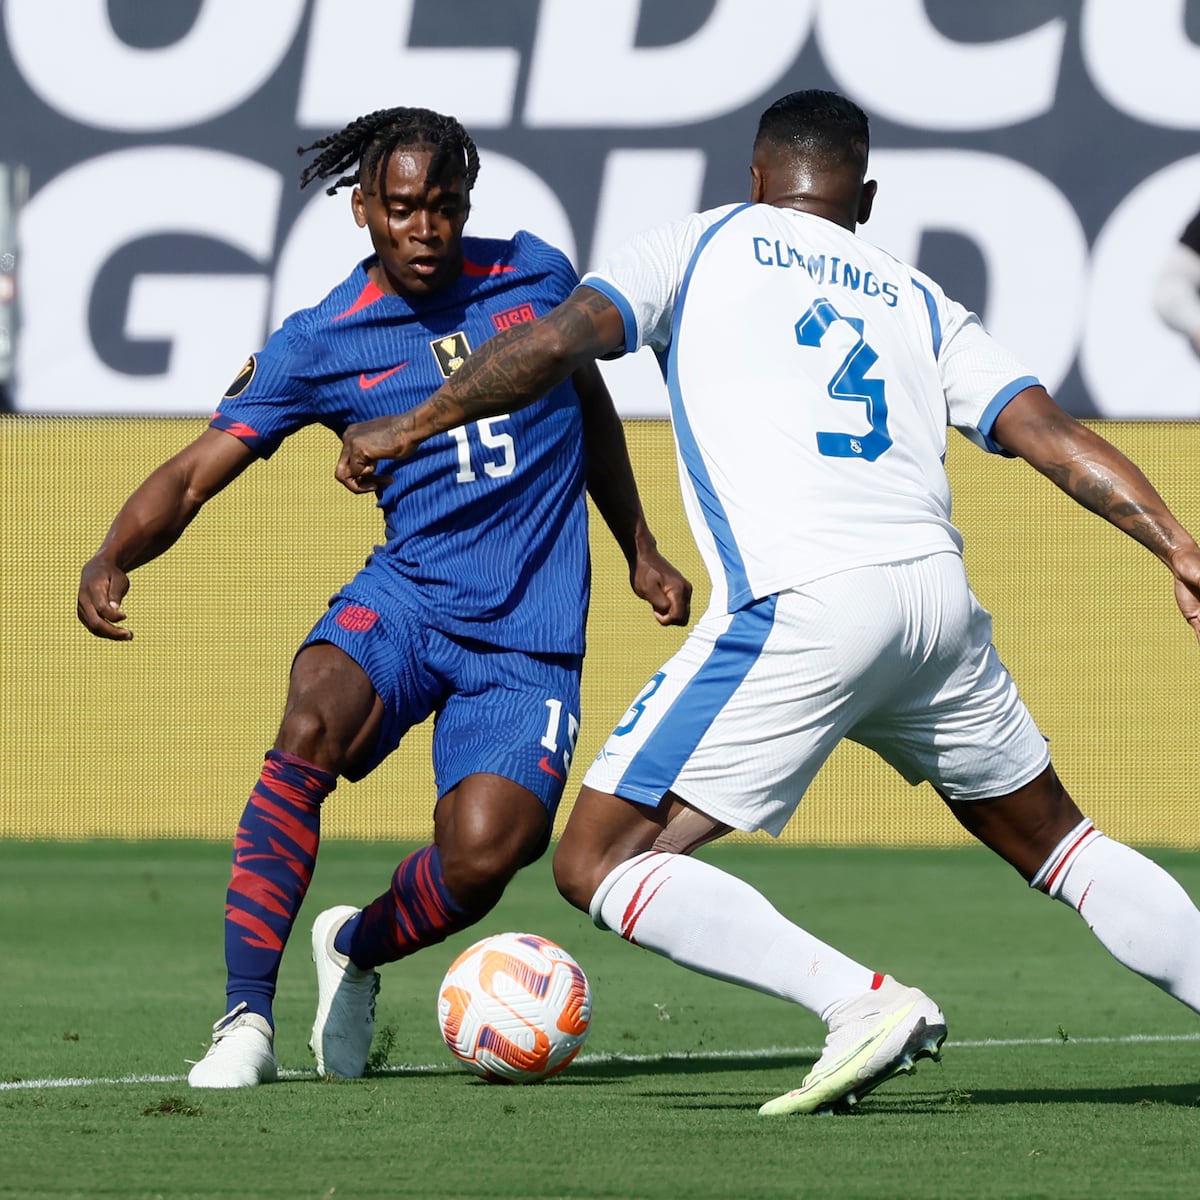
left=795, top=298, right=892, bottom=462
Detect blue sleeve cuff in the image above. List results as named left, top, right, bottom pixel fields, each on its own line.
left=976, top=375, right=1040, bottom=455
left=576, top=278, right=637, bottom=358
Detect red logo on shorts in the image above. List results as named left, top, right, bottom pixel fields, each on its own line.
left=538, top=755, right=564, bottom=781
left=335, top=605, right=379, bottom=632
left=492, top=303, right=536, bottom=332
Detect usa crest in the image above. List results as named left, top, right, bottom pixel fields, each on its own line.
left=492, top=303, right=536, bottom=332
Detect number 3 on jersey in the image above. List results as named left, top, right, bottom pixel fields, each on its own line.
left=447, top=417, right=515, bottom=483
left=795, top=298, right=892, bottom=462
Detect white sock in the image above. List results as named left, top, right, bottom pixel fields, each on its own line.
left=591, top=851, right=878, bottom=1022
left=1036, top=820, right=1200, bottom=1013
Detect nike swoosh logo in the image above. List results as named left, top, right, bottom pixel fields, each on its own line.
left=358, top=363, right=409, bottom=389
left=538, top=756, right=564, bottom=781
left=809, top=1029, right=886, bottom=1082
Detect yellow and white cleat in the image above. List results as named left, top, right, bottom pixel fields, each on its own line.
left=759, top=976, right=946, bottom=1115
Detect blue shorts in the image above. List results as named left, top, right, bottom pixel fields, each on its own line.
left=301, top=591, right=582, bottom=814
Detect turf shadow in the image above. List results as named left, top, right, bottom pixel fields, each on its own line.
left=945, top=1082, right=1200, bottom=1108
left=548, top=1051, right=814, bottom=1084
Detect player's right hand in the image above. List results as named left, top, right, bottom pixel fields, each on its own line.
left=77, top=558, right=134, bottom=641
left=631, top=548, right=693, bottom=628
left=336, top=417, right=412, bottom=494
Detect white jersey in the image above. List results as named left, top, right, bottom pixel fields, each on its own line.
left=582, top=203, right=1039, bottom=613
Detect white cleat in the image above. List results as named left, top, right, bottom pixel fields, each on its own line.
left=759, top=976, right=946, bottom=1115
left=309, top=905, right=381, bottom=1078
left=186, top=1003, right=278, bottom=1089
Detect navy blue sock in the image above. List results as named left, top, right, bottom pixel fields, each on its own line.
left=338, top=845, right=472, bottom=969
left=223, top=749, right=335, bottom=1023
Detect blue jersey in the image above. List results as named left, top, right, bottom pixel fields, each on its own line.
left=211, top=232, right=589, bottom=654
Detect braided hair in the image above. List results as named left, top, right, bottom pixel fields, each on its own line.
left=297, top=107, right=480, bottom=196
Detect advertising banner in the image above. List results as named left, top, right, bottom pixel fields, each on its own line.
left=1, top=0, right=1199, bottom=418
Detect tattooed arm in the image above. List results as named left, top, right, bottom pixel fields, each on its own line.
left=991, top=385, right=1200, bottom=639
left=336, top=287, right=625, bottom=493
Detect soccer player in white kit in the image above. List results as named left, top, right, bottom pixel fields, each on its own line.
left=338, top=90, right=1200, bottom=1115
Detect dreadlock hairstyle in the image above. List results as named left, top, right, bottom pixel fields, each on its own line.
left=297, top=106, right=480, bottom=197
left=754, top=89, right=870, bottom=171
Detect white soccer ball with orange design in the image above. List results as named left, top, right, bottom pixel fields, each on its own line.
left=436, top=931, right=592, bottom=1083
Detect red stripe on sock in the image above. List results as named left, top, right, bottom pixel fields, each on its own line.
left=275, top=848, right=315, bottom=883
left=619, top=856, right=673, bottom=946
left=382, top=850, right=456, bottom=952
left=248, top=793, right=320, bottom=860
left=870, top=972, right=885, bottom=990
left=1075, top=879, right=1095, bottom=921
left=621, top=878, right=671, bottom=946
left=1041, top=822, right=1096, bottom=894
left=411, top=854, right=452, bottom=928
left=225, top=903, right=285, bottom=951
left=228, top=861, right=293, bottom=918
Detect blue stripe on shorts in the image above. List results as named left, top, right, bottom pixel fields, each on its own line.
left=615, top=594, right=777, bottom=807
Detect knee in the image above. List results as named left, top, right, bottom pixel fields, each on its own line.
left=439, top=825, right=536, bottom=913
left=276, top=707, right=338, bottom=769
left=277, top=644, right=380, bottom=774
left=552, top=836, right=605, bottom=915
left=441, top=848, right=508, bottom=911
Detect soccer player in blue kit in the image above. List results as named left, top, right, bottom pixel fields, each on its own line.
left=76, top=107, right=691, bottom=1088
left=338, top=91, right=1200, bottom=1115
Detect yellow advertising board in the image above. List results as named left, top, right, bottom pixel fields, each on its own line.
left=2, top=418, right=1196, bottom=847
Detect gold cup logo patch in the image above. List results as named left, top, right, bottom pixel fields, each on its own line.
left=431, top=331, right=472, bottom=378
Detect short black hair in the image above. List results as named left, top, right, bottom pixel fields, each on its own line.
left=297, top=106, right=480, bottom=196
left=754, top=90, right=869, bottom=168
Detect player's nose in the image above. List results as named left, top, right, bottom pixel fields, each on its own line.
left=410, top=210, right=435, bottom=241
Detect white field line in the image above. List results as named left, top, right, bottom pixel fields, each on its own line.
left=4, top=1031, right=1200, bottom=1092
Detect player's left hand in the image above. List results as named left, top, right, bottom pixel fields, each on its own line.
left=632, top=550, right=692, bottom=627
left=337, top=417, right=414, bottom=494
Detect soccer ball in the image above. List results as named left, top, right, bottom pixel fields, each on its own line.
left=437, top=931, right=592, bottom=1083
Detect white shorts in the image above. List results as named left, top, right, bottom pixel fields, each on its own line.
left=583, top=552, right=1050, bottom=837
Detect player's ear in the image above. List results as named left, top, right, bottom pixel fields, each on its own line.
left=857, top=179, right=877, bottom=226
left=351, top=185, right=368, bottom=229
left=748, top=163, right=766, bottom=204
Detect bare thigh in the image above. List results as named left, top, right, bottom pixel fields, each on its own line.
left=274, top=641, right=384, bottom=776
left=434, top=773, right=551, bottom=911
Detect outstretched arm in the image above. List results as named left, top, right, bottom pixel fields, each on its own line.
left=77, top=427, right=256, bottom=640
left=337, top=286, right=624, bottom=493
left=991, top=385, right=1200, bottom=640
left=573, top=360, right=692, bottom=627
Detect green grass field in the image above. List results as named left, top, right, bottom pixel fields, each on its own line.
left=3, top=840, right=1199, bottom=1200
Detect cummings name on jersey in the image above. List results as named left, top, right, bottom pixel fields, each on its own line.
left=751, top=237, right=899, bottom=307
